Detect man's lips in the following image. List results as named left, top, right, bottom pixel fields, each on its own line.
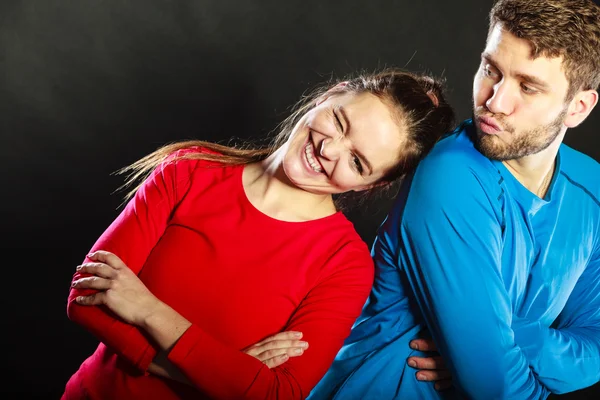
left=478, top=115, right=504, bottom=135
left=479, top=116, right=501, bottom=131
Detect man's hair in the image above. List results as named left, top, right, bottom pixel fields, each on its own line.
left=490, top=0, right=600, bottom=99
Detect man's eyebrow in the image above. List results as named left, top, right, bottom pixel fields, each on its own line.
left=515, top=73, right=551, bottom=89
left=481, top=52, right=498, bottom=67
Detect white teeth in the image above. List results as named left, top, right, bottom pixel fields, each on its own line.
left=304, top=141, right=324, bottom=173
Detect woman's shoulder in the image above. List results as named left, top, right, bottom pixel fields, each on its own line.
left=152, top=146, right=240, bottom=197
left=311, top=213, right=373, bottom=265
left=159, top=145, right=239, bottom=176
left=315, top=218, right=375, bottom=288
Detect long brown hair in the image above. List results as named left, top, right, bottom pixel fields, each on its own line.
left=117, top=68, right=455, bottom=203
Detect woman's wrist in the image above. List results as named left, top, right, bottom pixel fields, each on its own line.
left=140, top=301, right=192, bottom=351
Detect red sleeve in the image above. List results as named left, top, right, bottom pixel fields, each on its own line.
left=66, top=149, right=202, bottom=372
left=167, top=244, right=374, bottom=399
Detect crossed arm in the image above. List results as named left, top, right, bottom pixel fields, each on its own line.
left=67, top=155, right=374, bottom=399
left=73, top=251, right=310, bottom=381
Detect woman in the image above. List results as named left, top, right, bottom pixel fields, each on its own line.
left=63, top=68, right=455, bottom=399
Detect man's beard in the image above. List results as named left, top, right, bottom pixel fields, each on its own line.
left=472, top=107, right=566, bottom=161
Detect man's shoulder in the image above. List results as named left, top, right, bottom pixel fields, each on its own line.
left=559, top=144, right=600, bottom=201
left=418, top=120, right=497, bottom=179
left=398, top=120, right=504, bottom=209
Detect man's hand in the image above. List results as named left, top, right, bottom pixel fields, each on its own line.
left=408, top=338, right=452, bottom=391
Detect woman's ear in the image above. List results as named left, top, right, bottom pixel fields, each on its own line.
left=316, top=81, right=349, bottom=105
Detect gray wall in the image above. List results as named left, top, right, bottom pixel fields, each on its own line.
left=2, top=1, right=598, bottom=398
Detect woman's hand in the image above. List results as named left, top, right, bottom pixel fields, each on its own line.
left=408, top=338, right=453, bottom=391
left=243, top=331, right=309, bottom=368
left=72, top=250, right=161, bottom=327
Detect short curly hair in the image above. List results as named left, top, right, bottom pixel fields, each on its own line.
left=490, top=0, right=600, bottom=99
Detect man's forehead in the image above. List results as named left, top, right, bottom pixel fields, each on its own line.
left=485, top=25, right=568, bottom=84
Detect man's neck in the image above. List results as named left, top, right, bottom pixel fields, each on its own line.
left=501, top=135, right=563, bottom=198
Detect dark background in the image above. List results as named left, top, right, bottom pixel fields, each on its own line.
left=2, top=0, right=599, bottom=398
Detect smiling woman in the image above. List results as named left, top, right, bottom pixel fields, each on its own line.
left=62, top=67, right=455, bottom=400
left=282, top=91, right=405, bottom=197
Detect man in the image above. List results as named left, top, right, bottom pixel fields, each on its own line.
left=308, top=0, right=600, bottom=398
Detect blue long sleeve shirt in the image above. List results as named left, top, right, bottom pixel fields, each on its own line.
left=309, top=120, right=600, bottom=400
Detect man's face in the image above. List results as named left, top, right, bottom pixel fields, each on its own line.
left=472, top=24, right=570, bottom=161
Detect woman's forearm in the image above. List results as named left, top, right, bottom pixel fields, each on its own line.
left=148, top=351, right=193, bottom=386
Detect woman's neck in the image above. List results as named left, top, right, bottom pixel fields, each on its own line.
left=242, top=150, right=337, bottom=222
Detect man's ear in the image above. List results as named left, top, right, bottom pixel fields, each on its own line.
left=564, top=89, right=598, bottom=129
left=316, top=81, right=349, bottom=106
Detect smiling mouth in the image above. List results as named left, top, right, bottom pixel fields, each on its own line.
left=304, top=139, right=324, bottom=173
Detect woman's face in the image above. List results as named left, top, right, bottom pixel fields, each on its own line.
left=282, top=91, right=406, bottom=195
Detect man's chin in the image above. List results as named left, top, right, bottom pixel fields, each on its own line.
left=472, top=132, right=508, bottom=161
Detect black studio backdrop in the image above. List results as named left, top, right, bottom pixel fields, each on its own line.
left=2, top=1, right=599, bottom=398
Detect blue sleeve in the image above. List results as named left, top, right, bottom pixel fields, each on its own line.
left=398, top=157, right=549, bottom=399
left=512, top=244, right=600, bottom=394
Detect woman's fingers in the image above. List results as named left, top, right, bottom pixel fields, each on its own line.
left=261, top=354, right=290, bottom=369
left=243, top=331, right=309, bottom=368
left=254, top=346, right=307, bottom=369
left=246, top=339, right=309, bottom=357
left=75, top=292, right=107, bottom=306
left=253, top=331, right=303, bottom=346
left=72, top=276, right=112, bottom=290
left=255, top=346, right=307, bottom=361
left=87, top=250, right=127, bottom=270
left=75, top=262, right=117, bottom=279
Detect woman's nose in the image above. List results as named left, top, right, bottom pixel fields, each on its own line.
left=319, top=137, right=343, bottom=160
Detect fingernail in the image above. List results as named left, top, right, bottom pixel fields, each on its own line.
left=410, top=342, right=419, bottom=350
left=71, top=281, right=78, bottom=287
left=76, top=296, right=84, bottom=302
left=417, top=373, right=425, bottom=381
left=87, top=252, right=95, bottom=258
left=408, top=360, right=416, bottom=368
left=299, top=341, right=308, bottom=348
left=293, top=348, right=303, bottom=354
left=280, top=354, right=289, bottom=360
left=76, top=265, right=82, bottom=271
left=293, top=332, right=302, bottom=338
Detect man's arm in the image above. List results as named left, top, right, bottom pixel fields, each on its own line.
left=399, top=155, right=549, bottom=399
left=410, top=244, right=600, bottom=394
left=511, top=243, right=600, bottom=394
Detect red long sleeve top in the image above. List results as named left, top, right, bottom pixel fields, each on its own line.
left=63, top=149, right=374, bottom=400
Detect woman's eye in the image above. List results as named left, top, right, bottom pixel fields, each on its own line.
left=333, top=110, right=344, bottom=133
left=353, top=155, right=364, bottom=174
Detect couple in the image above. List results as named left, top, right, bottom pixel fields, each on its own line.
left=63, top=0, right=600, bottom=398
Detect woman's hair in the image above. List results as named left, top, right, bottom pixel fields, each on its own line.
left=118, top=67, right=455, bottom=204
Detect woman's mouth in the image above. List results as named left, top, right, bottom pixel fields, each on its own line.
left=304, top=139, right=324, bottom=173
